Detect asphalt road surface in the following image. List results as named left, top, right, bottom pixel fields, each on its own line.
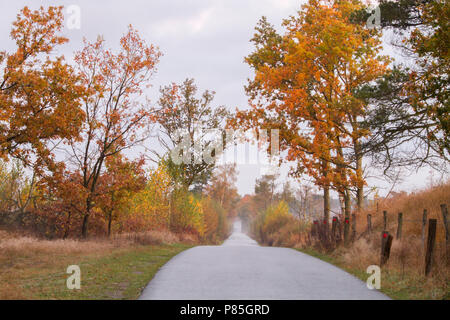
left=139, top=220, right=389, bottom=300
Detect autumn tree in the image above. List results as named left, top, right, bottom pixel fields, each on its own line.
left=0, top=160, right=36, bottom=214
left=277, top=181, right=302, bottom=217
left=0, top=6, right=84, bottom=166
left=293, top=183, right=314, bottom=220
left=201, top=197, right=229, bottom=243
left=59, top=26, right=161, bottom=238
left=36, top=169, right=87, bottom=238
left=154, top=78, right=229, bottom=191
left=231, top=0, right=390, bottom=244
left=128, top=164, right=174, bottom=231
left=97, top=154, right=146, bottom=237
left=253, top=174, right=279, bottom=213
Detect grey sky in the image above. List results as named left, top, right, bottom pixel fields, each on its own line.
left=0, top=0, right=447, bottom=196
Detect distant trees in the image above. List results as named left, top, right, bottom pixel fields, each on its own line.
left=253, top=174, right=279, bottom=212
left=204, top=164, right=240, bottom=217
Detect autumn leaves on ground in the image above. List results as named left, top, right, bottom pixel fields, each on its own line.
left=0, top=1, right=449, bottom=300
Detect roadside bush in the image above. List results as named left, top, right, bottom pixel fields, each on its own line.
left=251, top=201, right=300, bottom=246
left=170, top=189, right=204, bottom=237
left=202, top=197, right=230, bottom=243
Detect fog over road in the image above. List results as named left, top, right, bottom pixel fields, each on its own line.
left=139, top=220, right=388, bottom=300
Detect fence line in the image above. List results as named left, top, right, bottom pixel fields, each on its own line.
left=308, top=203, right=449, bottom=275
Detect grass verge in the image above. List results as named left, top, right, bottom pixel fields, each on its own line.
left=0, top=242, right=191, bottom=300
left=297, top=247, right=449, bottom=300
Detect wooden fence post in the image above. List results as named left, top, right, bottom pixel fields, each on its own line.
left=380, top=231, right=393, bottom=267
left=396, top=212, right=403, bottom=240
left=425, top=219, right=437, bottom=276
left=422, top=209, right=427, bottom=252
left=383, top=210, right=387, bottom=230
left=441, top=204, right=449, bottom=265
left=336, top=218, right=342, bottom=243
left=323, top=218, right=329, bottom=241
left=344, top=216, right=350, bottom=246
left=441, top=204, right=449, bottom=245
left=367, top=214, right=372, bottom=235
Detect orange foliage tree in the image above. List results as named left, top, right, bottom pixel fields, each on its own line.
left=56, top=26, right=161, bottom=238
left=0, top=6, right=84, bottom=167
left=96, top=154, right=146, bottom=237
left=230, top=0, right=389, bottom=243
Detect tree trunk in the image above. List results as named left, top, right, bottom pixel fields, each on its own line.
left=355, top=142, right=364, bottom=210
left=63, top=211, right=71, bottom=240
left=81, top=198, right=92, bottom=238
left=81, top=213, right=89, bottom=239
left=108, top=212, right=113, bottom=237
left=323, top=185, right=330, bottom=233
left=343, top=189, right=351, bottom=246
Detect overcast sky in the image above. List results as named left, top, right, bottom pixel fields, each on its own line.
left=0, top=0, right=447, bottom=196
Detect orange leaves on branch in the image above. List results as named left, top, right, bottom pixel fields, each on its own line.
left=0, top=6, right=85, bottom=165
left=232, top=0, right=390, bottom=207
left=59, top=25, right=161, bottom=237
left=10, top=6, right=67, bottom=60
left=73, top=25, right=162, bottom=153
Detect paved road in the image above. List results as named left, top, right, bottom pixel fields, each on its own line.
left=140, top=220, right=388, bottom=300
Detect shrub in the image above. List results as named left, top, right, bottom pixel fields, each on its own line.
left=263, top=201, right=292, bottom=235
left=251, top=200, right=299, bottom=246
left=170, top=189, right=204, bottom=237
left=201, top=197, right=230, bottom=243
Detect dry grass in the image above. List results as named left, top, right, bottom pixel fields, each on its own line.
left=353, top=182, right=449, bottom=294
left=295, top=181, right=450, bottom=299
left=0, top=228, right=194, bottom=299
left=0, top=236, right=113, bottom=255
left=311, top=235, right=449, bottom=299
left=356, top=182, right=450, bottom=241
left=112, top=230, right=191, bottom=246
left=0, top=228, right=190, bottom=254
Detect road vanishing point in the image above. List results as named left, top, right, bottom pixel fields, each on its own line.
left=140, top=220, right=389, bottom=300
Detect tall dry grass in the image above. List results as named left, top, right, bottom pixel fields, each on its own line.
left=356, top=182, right=449, bottom=241
left=0, top=228, right=192, bottom=257
left=347, top=182, right=449, bottom=279
left=312, top=182, right=450, bottom=299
